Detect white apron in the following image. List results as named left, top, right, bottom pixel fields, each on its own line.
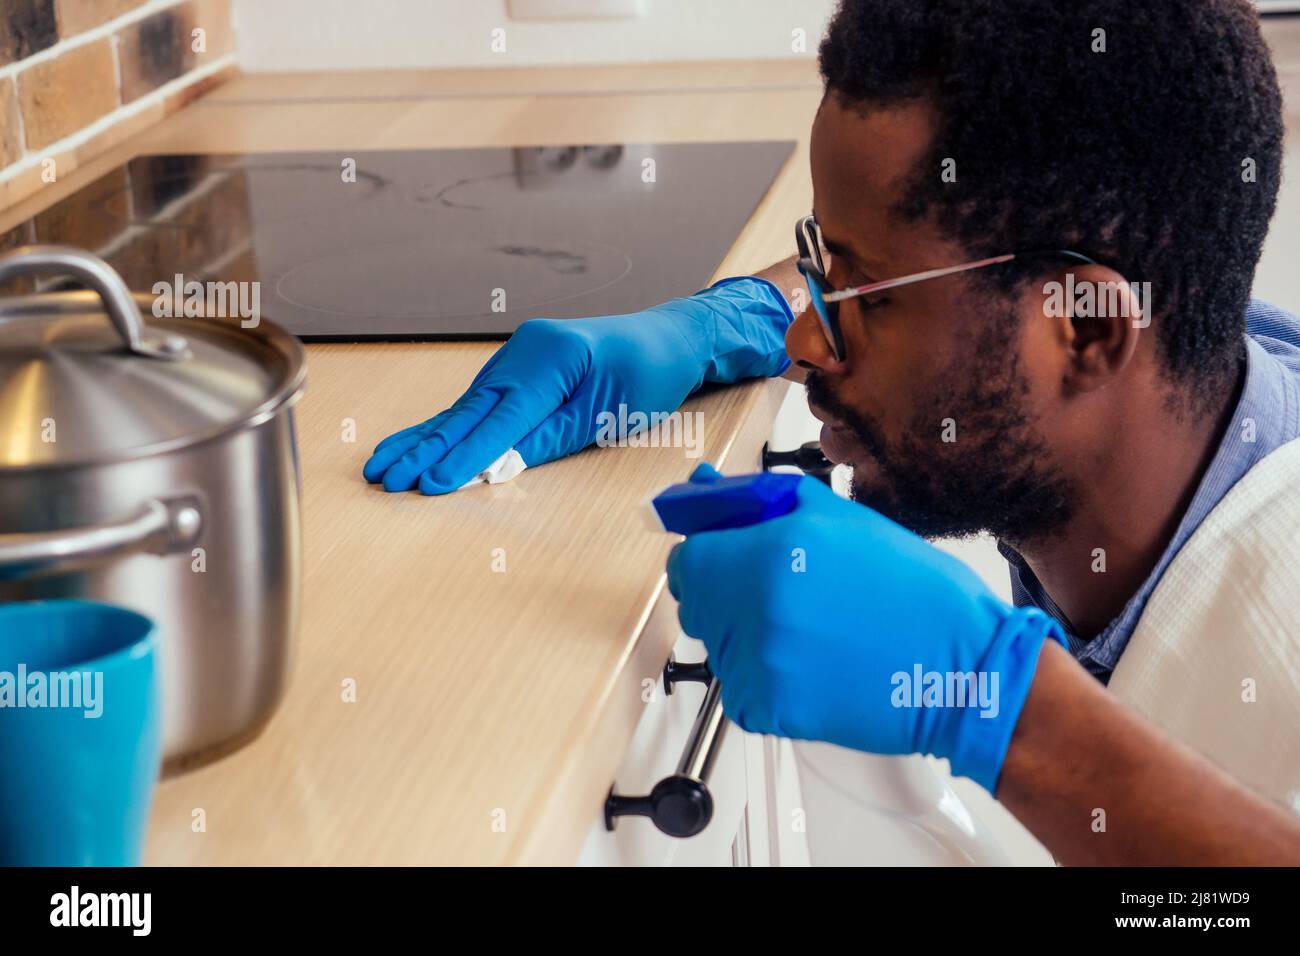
left=1108, top=436, right=1300, bottom=813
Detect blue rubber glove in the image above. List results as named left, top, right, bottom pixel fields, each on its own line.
left=666, top=465, right=1067, bottom=793
left=363, top=277, right=793, bottom=494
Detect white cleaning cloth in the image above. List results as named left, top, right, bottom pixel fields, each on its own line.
left=456, top=448, right=528, bottom=490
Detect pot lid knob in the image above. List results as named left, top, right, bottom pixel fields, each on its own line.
left=0, top=244, right=189, bottom=361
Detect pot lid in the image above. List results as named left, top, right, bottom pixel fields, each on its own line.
left=0, top=245, right=305, bottom=469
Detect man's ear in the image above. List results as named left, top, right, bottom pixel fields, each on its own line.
left=1034, top=263, right=1144, bottom=394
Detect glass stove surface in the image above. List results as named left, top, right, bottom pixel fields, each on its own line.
left=0, top=143, right=795, bottom=341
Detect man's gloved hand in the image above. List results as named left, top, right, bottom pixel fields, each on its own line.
left=666, top=465, right=1067, bottom=793
left=363, top=277, right=792, bottom=494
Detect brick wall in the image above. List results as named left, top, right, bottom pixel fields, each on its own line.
left=0, top=0, right=236, bottom=206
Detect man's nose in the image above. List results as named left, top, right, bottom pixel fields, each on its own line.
left=785, top=305, right=849, bottom=374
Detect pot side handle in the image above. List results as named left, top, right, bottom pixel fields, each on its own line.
left=0, top=495, right=203, bottom=580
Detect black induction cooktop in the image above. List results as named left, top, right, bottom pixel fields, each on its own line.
left=0, top=143, right=794, bottom=341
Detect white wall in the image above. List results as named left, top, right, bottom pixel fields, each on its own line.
left=232, top=0, right=838, bottom=72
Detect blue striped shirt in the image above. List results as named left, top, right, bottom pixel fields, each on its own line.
left=998, top=299, right=1300, bottom=682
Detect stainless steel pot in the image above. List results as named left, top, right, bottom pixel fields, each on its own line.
left=0, top=245, right=305, bottom=772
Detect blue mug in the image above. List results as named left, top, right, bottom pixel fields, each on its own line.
left=0, top=600, right=162, bottom=866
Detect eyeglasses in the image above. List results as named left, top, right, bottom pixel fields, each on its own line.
left=795, top=214, right=1099, bottom=361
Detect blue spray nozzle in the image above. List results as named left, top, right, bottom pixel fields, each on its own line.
left=646, top=471, right=803, bottom=535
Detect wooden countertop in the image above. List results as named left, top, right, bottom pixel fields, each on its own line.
left=0, top=61, right=821, bottom=864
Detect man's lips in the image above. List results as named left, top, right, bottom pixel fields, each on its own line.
left=808, top=410, right=849, bottom=466
left=808, top=396, right=873, bottom=469
left=818, top=421, right=854, bottom=465
left=808, top=401, right=850, bottom=463
left=807, top=400, right=835, bottom=428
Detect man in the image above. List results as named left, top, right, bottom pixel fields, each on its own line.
left=365, top=0, right=1300, bottom=864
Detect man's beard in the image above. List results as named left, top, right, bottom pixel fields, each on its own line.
left=805, top=314, right=1076, bottom=542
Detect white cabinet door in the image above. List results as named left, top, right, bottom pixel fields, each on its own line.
left=577, top=630, right=751, bottom=866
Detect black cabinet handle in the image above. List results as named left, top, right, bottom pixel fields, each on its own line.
left=605, top=668, right=728, bottom=839
left=662, top=654, right=711, bottom=696
left=762, top=440, right=834, bottom=484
